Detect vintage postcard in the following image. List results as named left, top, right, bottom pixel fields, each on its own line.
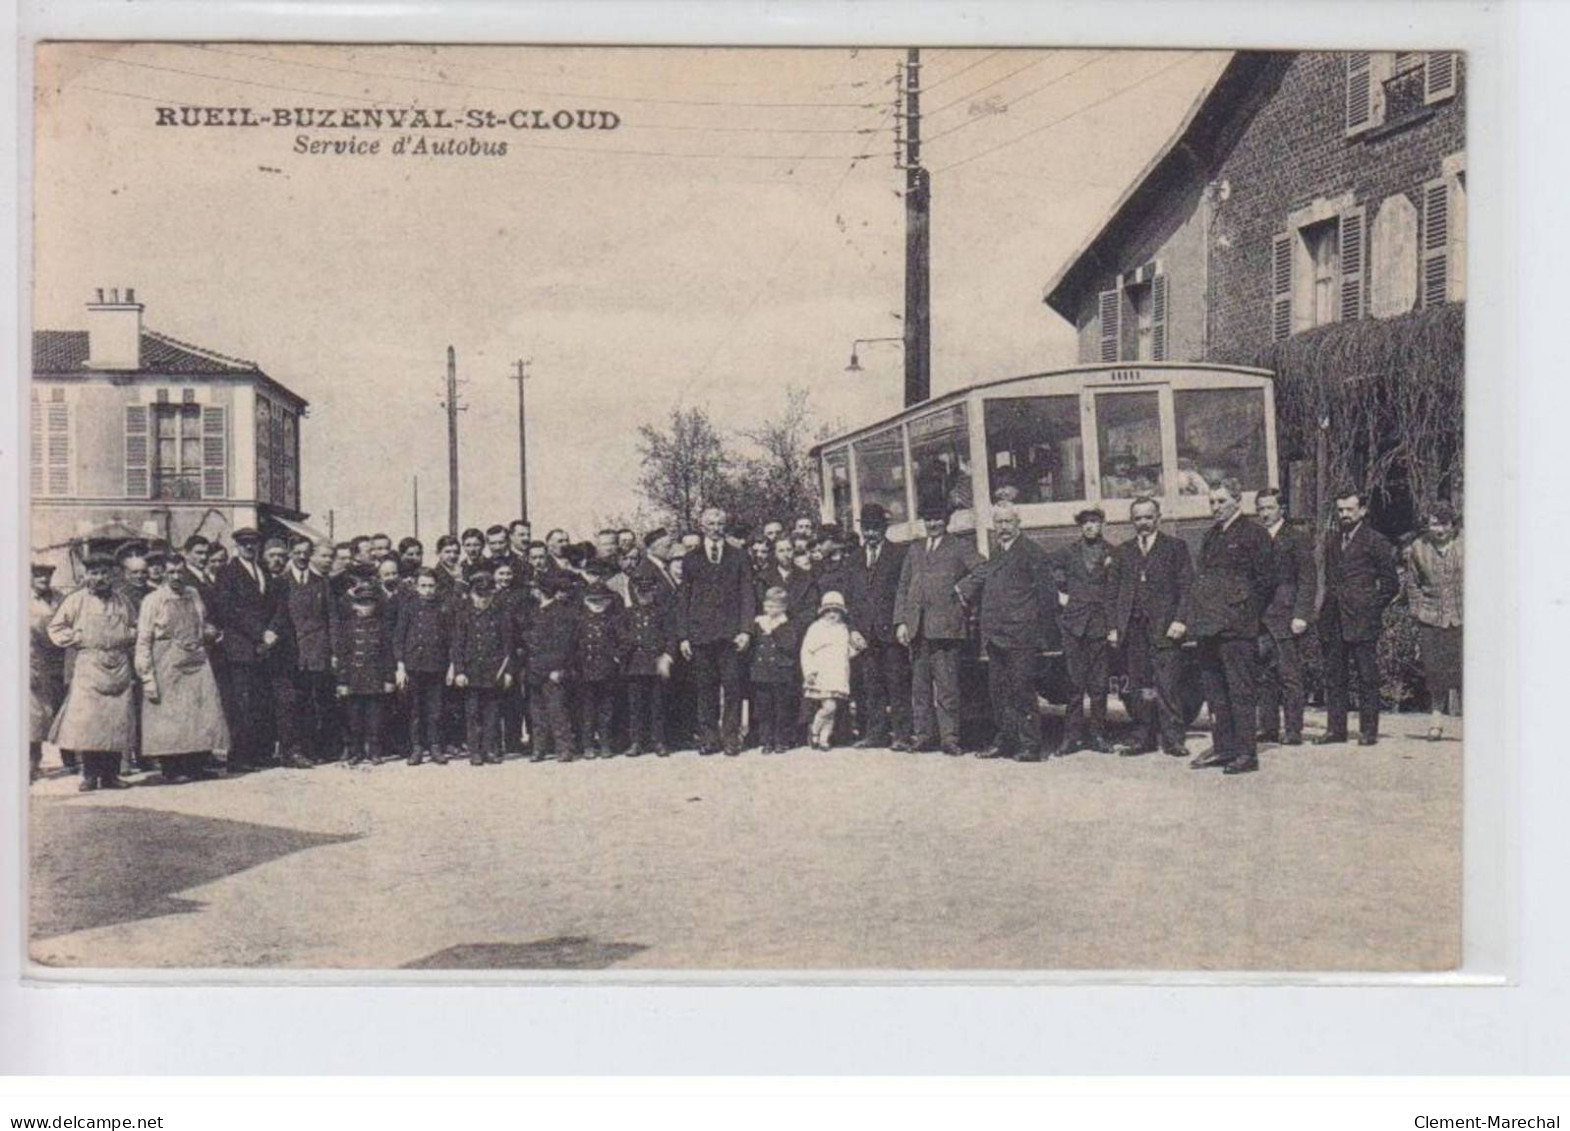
left=24, top=44, right=1464, bottom=973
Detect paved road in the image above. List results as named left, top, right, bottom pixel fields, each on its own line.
left=28, top=711, right=1461, bottom=972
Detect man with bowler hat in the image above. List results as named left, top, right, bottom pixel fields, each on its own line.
left=845, top=503, right=913, bottom=749
left=893, top=497, right=982, bottom=756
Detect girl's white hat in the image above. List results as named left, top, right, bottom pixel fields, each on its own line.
left=818, top=590, right=846, bottom=613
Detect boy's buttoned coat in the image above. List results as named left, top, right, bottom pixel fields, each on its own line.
left=450, top=599, right=516, bottom=687
left=332, top=603, right=396, bottom=695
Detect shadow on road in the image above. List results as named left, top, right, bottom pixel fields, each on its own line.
left=30, top=803, right=359, bottom=944
left=402, top=937, right=649, bottom=970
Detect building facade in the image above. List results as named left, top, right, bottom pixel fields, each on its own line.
left=1043, top=50, right=1465, bottom=530
left=31, top=288, right=311, bottom=574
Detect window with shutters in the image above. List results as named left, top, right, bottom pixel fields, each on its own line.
left=1346, top=52, right=1376, bottom=135
left=255, top=395, right=273, bottom=504
left=1339, top=206, right=1367, bottom=323
left=202, top=405, right=228, bottom=498
left=1097, top=288, right=1121, bottom=362
left=1271, top=233, right=1293, bottom=342
left=125, top=404, right=150, bottom=498
left=1421, top=173, right=1464, bottom=307
left=283, top=409, right=299, bottom=509
left=1424, top=51, right=1459, bottom=104
left=30, top=392, right=73, bottom=497
left=151, top=402, right=203, bottom=500
left=1304, top=218, right=1341, bottom=328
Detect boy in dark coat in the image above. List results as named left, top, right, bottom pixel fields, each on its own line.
left=525, top=574, right=579, bottom=762
left=332, top=581, right=396, bottom=765
left=622, top=572, right=676, bottom=757
left=394, top=568, right=453, bottom=765
left=449, top=568, right=515, bottom=766
left=748, top=586, right=803, bottom=753
left=576, top=575, right=627, bottom=758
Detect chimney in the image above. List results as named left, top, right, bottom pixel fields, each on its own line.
left=85, top=286, right=144, bottom=369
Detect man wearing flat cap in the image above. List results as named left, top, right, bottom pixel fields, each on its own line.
left=1050, top=506, right=1116, bottom=755
left=47, top=553, right=139, bottom=790
left=893, top=498, right=982, bottom=756
left=846, top=503, right=913, bottom=749
left=210, top=526, right=282, bottom=771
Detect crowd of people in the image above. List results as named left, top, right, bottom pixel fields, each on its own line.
left=27, top=481, right=1464, bottom=789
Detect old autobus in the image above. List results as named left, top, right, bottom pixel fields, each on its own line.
left=811, top=361, right=1279, bottom=716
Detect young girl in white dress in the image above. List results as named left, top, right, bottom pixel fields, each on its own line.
left=799, top=590, right=863, bottom=750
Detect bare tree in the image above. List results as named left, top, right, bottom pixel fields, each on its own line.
left=636, top=406, right=730, bottom=532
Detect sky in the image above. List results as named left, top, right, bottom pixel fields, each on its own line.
left=32, top=43, right=1228, bottom=538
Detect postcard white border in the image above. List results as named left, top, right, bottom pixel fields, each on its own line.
left=1, top=0, right=1561, bottom=1075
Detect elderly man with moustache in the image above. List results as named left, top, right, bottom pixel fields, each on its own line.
left=955, top=502, right=1056, bottom=762
left=1170, top=479, right=1276, bottom=775
left=1109, top=496, right=1194, bottom=757
left=894, top=498, right=982, bottom=756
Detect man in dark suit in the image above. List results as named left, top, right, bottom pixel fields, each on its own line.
left=845, top=504, right=913, bottom=750
left=1255, top=488, right=1317, bottom=745
left=956, top=502, right=1056, bottom=762
left=1172, top=479, right=1276, bottom=775
left=1051, top=506, right=1116, bottom=755
left=1317, top=486, right=1401, bottom=745
left=677, top=506, right=757, bottom=756
left=277, top=535, right=337, bottom=765
left=894, top=499, right=983, bottom=756
left=209, top=526, right=282, bottom=771
left=1109, top=496, right=1194, bottom=756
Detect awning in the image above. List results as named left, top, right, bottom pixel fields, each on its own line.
left=269, top=514, right=333, bottom=546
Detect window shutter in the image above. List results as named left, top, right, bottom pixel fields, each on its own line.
left=30, top=398, right=43, bottom=495
left=202, top=404, right=227, bottom=498
left=1271, top=232, right=1294, bottom=341
left=1421, top=180, right=1450, bottom=307
left=1098, top=288, right=1121, bottom=362
left=47, top=401, right=71, bottom=495
left=1424, top=52, right=1458, bottom=104
left=1338, top=206, right=1366, bottom=322
left=125, top=404, right=150, bottom=498
left=1345, top=52, right=1374, bottom=134
left=1151, top=274, right=1169, bottom=360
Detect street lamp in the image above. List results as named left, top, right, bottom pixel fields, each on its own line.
left=846, top=336, right=904, bottom=374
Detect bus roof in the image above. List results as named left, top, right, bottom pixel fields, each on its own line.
left=809, top=361, right=1274, bottom=456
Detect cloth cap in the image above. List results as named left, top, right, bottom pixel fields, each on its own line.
left=1074, top=507, right=1106, bottom=524
left=231, top=526, right=261, bottom=544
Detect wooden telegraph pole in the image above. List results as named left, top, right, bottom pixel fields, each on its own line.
left=442, top=345, right=464, bottom=537
left=510, top=359, right=531, bottom=523
left=901, top=46, right=932, bottom=409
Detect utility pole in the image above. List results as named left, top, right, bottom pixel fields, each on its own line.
left=510, top=359, right=531, bottom=523
left=441, top=345, right=466, bottom=537
left=412, top=474, right=420, bottom=541
left=901, top=46, right=932, bottom=408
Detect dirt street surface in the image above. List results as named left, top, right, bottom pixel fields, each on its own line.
left=29, top=711, right=1461, bottom=972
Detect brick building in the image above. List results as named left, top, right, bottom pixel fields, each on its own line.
left=31, top=288, right=317, bottom=576
left=1043, top=50, right=1465, bottom=530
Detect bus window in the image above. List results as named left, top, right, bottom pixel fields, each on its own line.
left=851, top=427, right=909, bottom=526
left=983, top=395, right=1085, bottom=504
left=823, top=447, right=853, bottom=529
left=1174, top=387, right=1269, bottom=495
left=1095, top=391, right=1165, bottom=500
left=909, top=404, right=974, bottom=521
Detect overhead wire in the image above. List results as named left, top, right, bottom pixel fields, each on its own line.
left=922, top=51, right=1112, bottom=145
left=930, top=51, right=1202, bottom=175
